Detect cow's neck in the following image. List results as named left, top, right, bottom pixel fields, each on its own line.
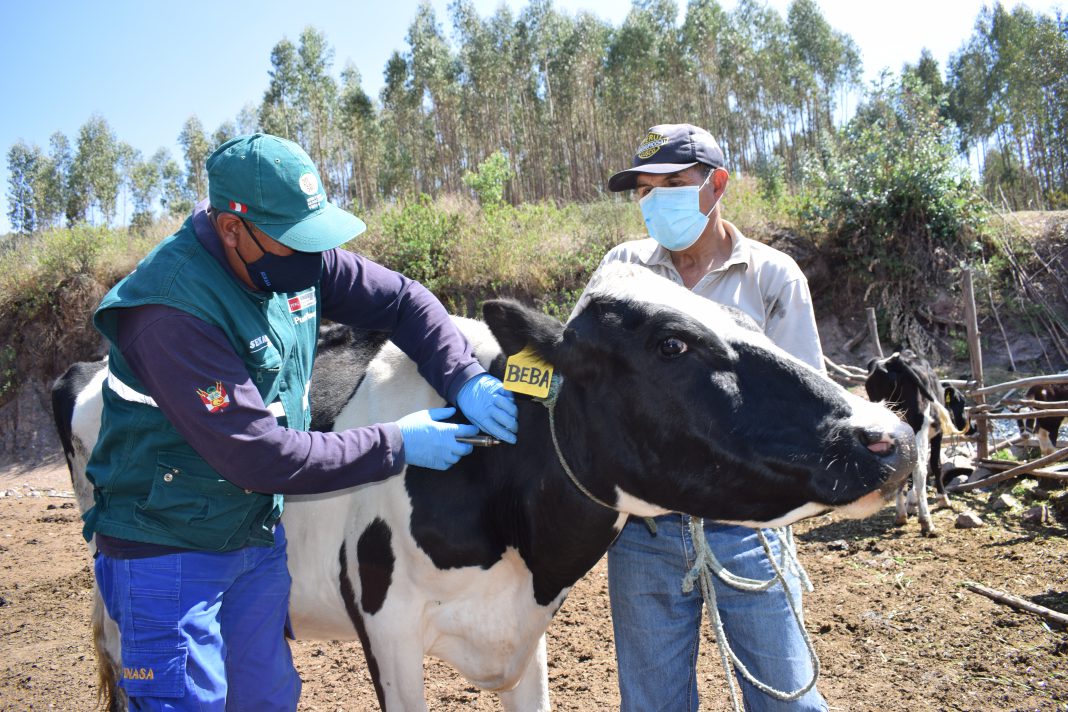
left=510, top=395, right=626, bottom=602
left=404, top=393, right=623, bottom=607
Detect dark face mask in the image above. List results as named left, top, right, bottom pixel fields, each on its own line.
left=237, top=220, right=323, bottom=293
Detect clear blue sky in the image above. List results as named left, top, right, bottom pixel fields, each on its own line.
left=1, top=0, right=1063, bottom=233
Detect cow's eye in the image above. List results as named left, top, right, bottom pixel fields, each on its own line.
left=659, top=336, right=688, bottom=357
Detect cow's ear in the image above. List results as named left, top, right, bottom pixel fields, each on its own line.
left=482, top=299, right=565, bottom=359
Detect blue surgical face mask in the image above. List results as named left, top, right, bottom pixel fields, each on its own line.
left=238, top=219, right=323, bottom=293
left=638, top=171, right=719, bottom=252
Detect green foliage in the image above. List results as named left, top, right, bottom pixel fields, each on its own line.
left=0, top=345, right=15, bottom=398
left=374, top=195, right=462, bottom=292
left=462, top=151, right=514, bottom=207
left=354, top=193, right=644, bottom=317
left=793, top=74, right=989, bottom=353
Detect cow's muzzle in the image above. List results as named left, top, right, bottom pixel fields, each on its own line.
left=855, top=420, right=917, bottom=494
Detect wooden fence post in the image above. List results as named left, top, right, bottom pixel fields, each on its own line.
left=962, top=269, right=989, bottom=460
left=866, top=307, right=883, bottom=358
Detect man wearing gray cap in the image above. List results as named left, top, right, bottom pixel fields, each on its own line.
left=582, top=124, right=828, bottom=711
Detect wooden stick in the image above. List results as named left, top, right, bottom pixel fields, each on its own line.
left=951, top=446, right=1068, bottom=491
left=974, top=459, right=1068, bottom=481
left=866, top=307, right=883, bottom=358
left=969, top=373, right=1068, bottom=397
left=823, top=357, right=867, bottom=383
left=1000, top=398, right=1068, bottom=409
left=970, top=409, right=1068, bottom=420
left=962, top=269, right=989, bottom=460
left=844, top=327, right=868, bottom=352
left=964, top=582, right=1068, bottom=627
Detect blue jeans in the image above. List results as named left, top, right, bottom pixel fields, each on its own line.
left=95, top=523, right=301, bottom=711
left=608, top=515, right=827, bottom=712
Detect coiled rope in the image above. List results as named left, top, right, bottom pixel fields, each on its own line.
left=537, top=374, right=820, bottom=710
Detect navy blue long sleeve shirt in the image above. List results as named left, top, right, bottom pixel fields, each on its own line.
left=111, top=201, right=483, bottom=498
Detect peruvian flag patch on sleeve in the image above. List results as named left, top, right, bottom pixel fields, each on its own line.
left=196, top=382, right=231, bottom=413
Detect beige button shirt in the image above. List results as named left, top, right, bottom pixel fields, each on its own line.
left=574, top=221, right=825, bottom=372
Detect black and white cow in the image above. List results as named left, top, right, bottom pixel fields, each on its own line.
left=864, top=350, right=966, bottom=536
left=1019, top=382, right=1068, bottom=456
left=55, top=264, right=916, bottom=711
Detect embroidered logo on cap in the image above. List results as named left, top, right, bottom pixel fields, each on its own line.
left=299, top=173, right=319, bottom=195
left=229, top=200, right=249, bottom=214
left=636, top=132, right=668, bottom=159
left=196, top=382, right=231, bottom=413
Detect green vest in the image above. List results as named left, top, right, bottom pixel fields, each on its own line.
left=83, top=218, right=319, bottom=551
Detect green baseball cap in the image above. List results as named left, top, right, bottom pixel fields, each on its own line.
left=207, top=133, right=366, bottom=252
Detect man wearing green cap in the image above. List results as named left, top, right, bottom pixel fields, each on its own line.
left=83, top=133, right=517, bottom=710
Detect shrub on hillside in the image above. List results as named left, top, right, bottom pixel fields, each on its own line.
left=793, top=74, right=989, bottom=355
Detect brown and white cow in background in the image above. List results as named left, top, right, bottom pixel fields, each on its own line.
left=54, top=264, right=917, bottom=711
left=1018, top=382, right=1068, bottom=456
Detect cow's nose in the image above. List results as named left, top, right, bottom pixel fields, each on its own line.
left=855, top=426, right=895, bottom=454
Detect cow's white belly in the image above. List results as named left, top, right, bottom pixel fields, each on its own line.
left=417, top=547, right=566, bottom=690
left=284, top=474, right=564, bottom=691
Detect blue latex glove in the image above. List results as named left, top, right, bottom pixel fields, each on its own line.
left=396, top=407, right=479, bottom=470
left=456, top=373, right=519, bottom=444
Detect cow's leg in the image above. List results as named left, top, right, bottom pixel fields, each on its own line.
left=914, top=412, right=937, bottom=537
left=930, top=432, right=952, bottom=510
left=369, top=626, right=430, bottom=712
left=498, top=634, right=550, bottom=712
left=894, top=484, right=908, bottom=526
left=1038, top=427, right=1055, bottom=457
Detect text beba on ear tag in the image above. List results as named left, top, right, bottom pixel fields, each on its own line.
left=503, top=347, right=554, bottom=398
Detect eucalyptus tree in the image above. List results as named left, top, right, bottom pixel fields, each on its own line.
left=178, top=115, right=211, bottom=202
left=338, top=63, right=381, bottom=208
left=680, top=0, right=732, bottom=153
left=406, top=3, right=464, bottom=193
left=295, top=27, right=341, bottom=195
left=261, top=38, right=303, bottom=141
left=129, top=148, right=169, bottom=229
left=160, top=154, right=193, bottom=218
left=116, top=142, right=140, bottom=226
left=378, top=49, right=420, bottom=197
left=947, top=3, right=1068, bottom=208
left=605, top=1, right=683, bottom=165
left=213, top=121, right=237, bottom=149
left=717, top=0, right=795, bottom=171
left=71, top=115, right=121, bottom=226
left=786, top=0, right=861, bottom=168
left=452, top=0, right=521, bottom=195
left=6, top=141, right=40, bottom=235
left=36, top=132, right=72, bottom=229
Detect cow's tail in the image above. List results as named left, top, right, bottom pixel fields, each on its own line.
left=932, top=400, right=962, bottom=437
left=92, top=590, right=126, bottom=711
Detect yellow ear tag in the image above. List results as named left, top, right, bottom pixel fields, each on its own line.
left=502, top=347, right=555, bottom=398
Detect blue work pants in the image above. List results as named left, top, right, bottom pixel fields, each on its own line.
left=94, top=523, right=301, bottom=711
left=608, top=515, right=827, bottom=712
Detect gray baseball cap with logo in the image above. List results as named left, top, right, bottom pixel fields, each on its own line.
left=608, top=123, right=725, bottom=192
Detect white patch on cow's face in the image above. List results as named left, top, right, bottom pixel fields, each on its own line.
left=573, top=262, right=777, bottom=355
left=613, top=487, right=671, bottom=517
left=847, top=391, right=909, bottom=436
left=725, top=501, right=830, bottom=529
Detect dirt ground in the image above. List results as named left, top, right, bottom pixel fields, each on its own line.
left=1, top=458, right=1066, bottom=712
